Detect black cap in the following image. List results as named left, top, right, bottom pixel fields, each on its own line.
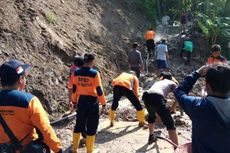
left=133, top=42, right=139, bottom=48
left=84, top=53, right=95, bottom=63
left=73, top=56, right=84, bottom=67
left=0, top=59, right=31, bottom=82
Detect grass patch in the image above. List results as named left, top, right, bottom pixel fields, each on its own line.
left=45, top=11, right=57, bottom=24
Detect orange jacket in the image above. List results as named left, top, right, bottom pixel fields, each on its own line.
left=207, top=55, right=228, bottom=64
left=144, top=30, right=155, bottom=40
left=0, top=90, right=62, bottom=153
left=72, top=67, right=106, bottom=105
left=112, top=72, right=140, bottom=97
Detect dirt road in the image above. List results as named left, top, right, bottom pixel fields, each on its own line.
left=56, top=99, right=192, bottom=153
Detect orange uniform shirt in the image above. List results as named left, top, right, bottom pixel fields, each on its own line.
left=112, top=72, right=140, bottom=97
left=0, top=90, right=62, bottom=152
left=72, top=67, right=106, bottom=105
left=144, top=30, right=155, bottom=40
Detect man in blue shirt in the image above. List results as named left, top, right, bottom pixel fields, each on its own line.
left=156, top=39, right=169, bottom=74
left=174, top=63, right=230, bottom=153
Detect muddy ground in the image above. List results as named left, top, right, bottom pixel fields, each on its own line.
left=54, top=96, right=193, bottom=153
left=53, top=65, right=206, bottom=153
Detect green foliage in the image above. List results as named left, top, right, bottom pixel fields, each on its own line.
left=181, top=0, right=192, bottom=11
left=192, top=0, right=230, bottom=58
left=134, top=0, right=157, bottom=24
left=133, top=0, right=192, bottom=24
left=45, top=11, right=57, bottom=24
left=195, top=0, right=230, bottom=44
left=197, top=20, right=209, bottom=37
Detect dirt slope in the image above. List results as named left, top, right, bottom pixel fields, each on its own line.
left=0, top=0, right=150, bottom=116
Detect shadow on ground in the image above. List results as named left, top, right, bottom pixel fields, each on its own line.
left=96, top=124, right=141, bottom=144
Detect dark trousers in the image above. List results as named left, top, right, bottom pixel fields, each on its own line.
left=142, top=92, right=175, bottom=130
left=180, top=49, right=191, bottom=64
left=130, top=67, right=140, bottom=78
left=111, top=85, right=143, bottom=111
left=74, top=96, right=99, bottom=135
left=146, top=39, right=155, bottom=59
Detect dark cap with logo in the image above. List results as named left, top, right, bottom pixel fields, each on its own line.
left=0, top=59, right=31, bottom=83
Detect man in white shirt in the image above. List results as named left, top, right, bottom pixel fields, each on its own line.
left=142, top=72, right=178, bottom=147
left=156, top=39, right=169, bottom=74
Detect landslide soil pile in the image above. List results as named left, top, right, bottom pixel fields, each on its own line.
left=0, top=0, right=150, bottom=117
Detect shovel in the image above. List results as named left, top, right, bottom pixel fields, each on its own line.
left=154, top=131, right=192, bottom=153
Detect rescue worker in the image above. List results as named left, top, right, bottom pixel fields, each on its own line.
left=144, top=27, right=155, bottom=59
left=71, top=53, right=106, bottom=153
left=0, top=59, right=63, bottom=153
left=109, top=72, right=146, bottom=127
left=128, top=42, right=143, bottom=78
left=142, top=72, right=178, bottom=147
left=207, top=44, right=228, bottom=64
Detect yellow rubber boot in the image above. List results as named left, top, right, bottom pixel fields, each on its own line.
left=71, top=133, right=81, bottom=153
left=86, top=135, right=96, bottom=153
left=109, top=109, right=116, bottom=127
left=136, top=109, right=146, bottom=127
